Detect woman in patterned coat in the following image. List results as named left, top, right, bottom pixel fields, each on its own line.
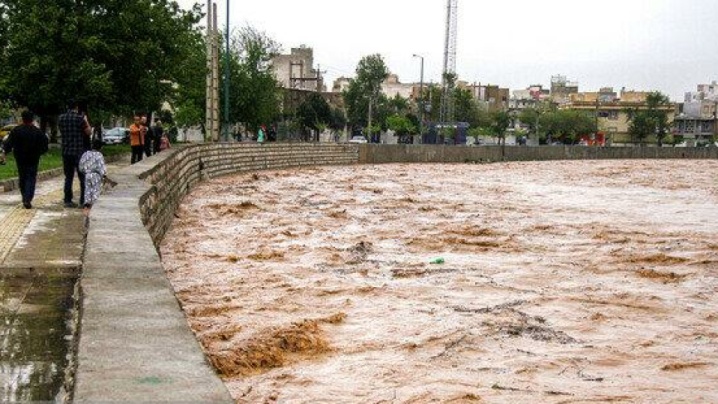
left=79, top=139, right=107, bottom=215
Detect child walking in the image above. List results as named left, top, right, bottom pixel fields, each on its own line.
left=79, top=139, right=107, bottom=216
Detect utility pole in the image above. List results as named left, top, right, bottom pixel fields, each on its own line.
left=413, top=54, right=425, bottom=144
left=223, top=0, right=230, bottom=141
left=205, top=0, right=213, bottom=142
left=205, top=1, right=220, bottom=142
left=212, top=2, right=219, bottom=142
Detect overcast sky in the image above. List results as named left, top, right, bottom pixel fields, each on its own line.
left=178, top=0, right=718, bottom=101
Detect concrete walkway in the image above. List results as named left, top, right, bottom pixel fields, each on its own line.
left=1, top=153, right=230, bottom=402
left=74, top=154, right=231, bottom=402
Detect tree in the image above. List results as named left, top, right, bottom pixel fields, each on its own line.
left=296, top=93, right=332, bottom=141
left=538, top=109, right=596, bottom=144
left=0, top=0, right=203, bottom=133
left=328, top=107, right=347, bottom=133
left=386, top=114, right=416, bottom=144
left=387, top=94, right=410, bottom=116
left=489, top=110, right=512, bottom=146
left=421, top=85, right=443, bottom=123
left=343, top=54, right=389, bottom=136
left=172, top=26, right=207, bottom=129
left=223, top=26, right=282, bottom=133
left=454, top=88, right=488, bottom=128
left=627, top=92, right=671, bottom=147
left=518, top=103, right=556, bottom=140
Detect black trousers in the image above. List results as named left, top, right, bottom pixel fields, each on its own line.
left=131, top=145, right=144, bottom=164
left=144, top=139, right=153, bottom=157
left=62, top=154, right=86, bottom=205
left=17, top=163, right=39, bottom=204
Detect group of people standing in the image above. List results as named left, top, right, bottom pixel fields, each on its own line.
left=129, top=114, right=170, bottom=165
left=1, top=103, right=170, bottom=212
left=0, top=100, right=106, bottom=212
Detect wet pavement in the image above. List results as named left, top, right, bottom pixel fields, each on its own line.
left=0, top=170, right=103, bottom=401
left=162, top=160, right=718, bottom=403
left=0, top=275, right=76, bottom=402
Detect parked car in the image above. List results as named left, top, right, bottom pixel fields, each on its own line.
left=0, top=124, right=17, bottom=141
left=103, top=127, right=129, bottom=144
left=348, top=135, right=368, bottom=144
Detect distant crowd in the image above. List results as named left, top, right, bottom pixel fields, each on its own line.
left=128, top=113, right=171, bottom=165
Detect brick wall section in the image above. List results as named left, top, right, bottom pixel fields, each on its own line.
left=358, top=144, right=718, bottom=164
left=139, top=143, right=360, bottom=246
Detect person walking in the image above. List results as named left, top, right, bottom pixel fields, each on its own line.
left=0, top=110, right=49, bottom=209
left=58, top=100, right=91, bottom=208
left=257, top=125, right=266, bottom=143
left=79, top=139, right=107, bottom=216
left=129, top=115, right=145, bottom=164
left=142, top=115, right=153, bottom=157
left=152, top=119, right=164, bottom=154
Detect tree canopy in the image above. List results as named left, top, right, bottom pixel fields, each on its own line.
left=296, top=92, right=332, bottom=135
left=0, top=0, right=203, bottom=121
left=343, top=54, right=388, bottom=131
left=222, top=26, right=281, bottom=132
left=627, top=91, right=671, bottom=146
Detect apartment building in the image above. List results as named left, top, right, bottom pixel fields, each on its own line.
left=676, top=81, right=718, bottom=145
left=510, top=84, right=550, bottom=111
left=468, top=83, right=509, bottom=113
left=270, top=46, right=325, bottom=92
left=563, top=88, right=676, bottom=145
left=550, top=75, right=579, bottom=104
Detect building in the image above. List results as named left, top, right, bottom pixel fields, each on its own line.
left=332, top=77, right=352, bottom=93
left=381, top=74, right=417, bottom=100
left=468, top=83, right=509, bottom=113
left=550, top=75, right=579, bottom=104
left=510, top=84, right=550, bottom=111
left=270, top=45, right=325, bottom=92
left=562, top=88, right=676, bottom=145
left=675, top=81, right=718, bottom=145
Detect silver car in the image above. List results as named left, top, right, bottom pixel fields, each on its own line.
left=103, top=127, right=129, bottom=144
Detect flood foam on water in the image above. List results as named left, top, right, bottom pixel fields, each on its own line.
left=161, top=160, right=718, bottom=403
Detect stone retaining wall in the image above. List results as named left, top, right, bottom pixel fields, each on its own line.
left=358, top=144, right=718, bottom=164
left=139, top=143, right=359, bottom=246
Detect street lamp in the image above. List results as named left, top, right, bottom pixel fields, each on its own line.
left=412, top=54, right=425, bottom=144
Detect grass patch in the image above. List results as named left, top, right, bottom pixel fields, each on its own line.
left=0, top=144, right=130, bottom=181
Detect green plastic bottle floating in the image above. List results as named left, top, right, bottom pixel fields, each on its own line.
left=430, top=257, right=445, bottom=264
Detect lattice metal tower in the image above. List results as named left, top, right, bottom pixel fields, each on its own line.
left=440, top=0, right=458, bottom=127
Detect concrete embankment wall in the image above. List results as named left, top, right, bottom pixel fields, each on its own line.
left=358, top=144, right=718, bottom=164
left=75, top=143, right=358, bottom=402
left=76, top=142, right=714, bottom=402
left=139, top=143, right=360, bottom=245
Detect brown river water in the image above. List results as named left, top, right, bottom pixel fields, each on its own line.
left=161, top=160, right=718, bottom=403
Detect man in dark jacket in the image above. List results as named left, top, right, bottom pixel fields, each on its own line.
left=0, top=110, right=49, bottom=209
left=58, top=100, right=91, bottom=207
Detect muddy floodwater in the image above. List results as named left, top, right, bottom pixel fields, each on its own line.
left=161, top=160, right=718, bottom=403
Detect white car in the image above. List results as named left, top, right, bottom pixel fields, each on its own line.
left=348, top=135, right=368, bottom=144
left=103, top=127, right=129, bottom=144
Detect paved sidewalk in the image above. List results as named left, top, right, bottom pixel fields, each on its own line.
left=0, top=157, right=127, bottom=402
